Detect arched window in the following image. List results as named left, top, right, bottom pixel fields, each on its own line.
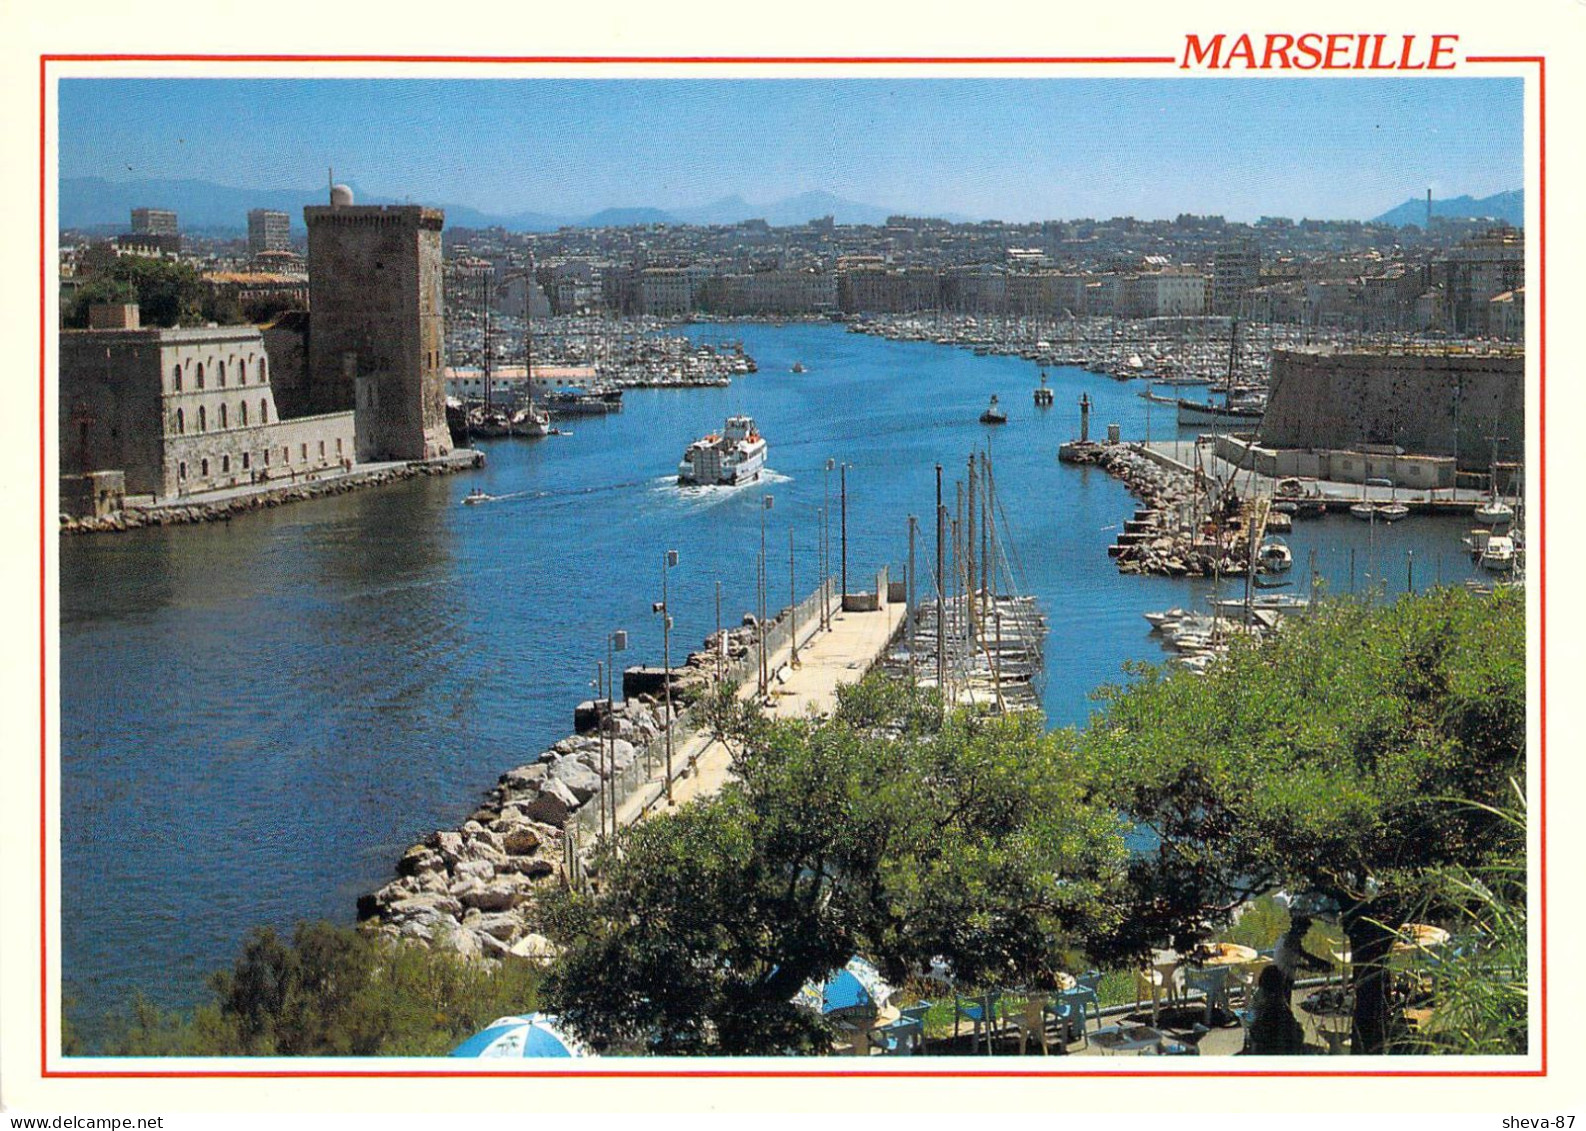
left=201, top=458, right=210, bottom=476
left=259, top=358, right=267, bottom=382
left=220, top=403, right=228, bottom=429
left=179, top=461, right=187, bottom=480
left=175, top=408, right=185, bottom=434
left=221, top=454, right=230, bottom=474
left=260, top=399, right=268, bottom=423
left=217, top=361, right=226, bottom=387
left=234, top=356, right=243, bottom=385
left=196, top=363, right=205, bottom=389
left=240, top=402, right=249, bottom=426
left=198, top=405, right=206, bottom=432
left=172, top=365, right=183, bottom=392
left=242, top=452, right=250, bottom=470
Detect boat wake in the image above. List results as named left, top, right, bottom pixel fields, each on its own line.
left=662, top=469, right=794, bottom=510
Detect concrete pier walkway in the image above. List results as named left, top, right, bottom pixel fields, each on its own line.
left=615, top=597, right=908, bottom=823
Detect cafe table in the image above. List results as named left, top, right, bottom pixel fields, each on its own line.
left=1187, top=943, right=1257, bottom=1022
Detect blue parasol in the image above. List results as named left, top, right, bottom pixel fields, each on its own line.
left=449, top=1013, right=590, bottom=1059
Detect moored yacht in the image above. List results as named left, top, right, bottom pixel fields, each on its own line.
left=678, top=415, right=768, bottom=486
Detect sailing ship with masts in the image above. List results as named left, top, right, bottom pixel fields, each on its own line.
left=889, top=448, right=1047, bottom=715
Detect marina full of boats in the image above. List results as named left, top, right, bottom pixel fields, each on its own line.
left=1143, top=595, right=1310, bottom=674
left=842, top=311, right=1456, bottom=387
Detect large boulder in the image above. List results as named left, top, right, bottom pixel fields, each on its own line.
left=454, top=875, right=532, bottom=912
left=549, top=757, right=601, bottom=803
left=454, top=858, right=496, bottom=883
left=398, top=844, right=445, bottom=877
left=499, top=764, right=549, bottom=794
left=471, top=911, right=523, bottom=942
left=432, top=830, right=466, bottom=866
left=385, top=893, right=464, bottom=921
left=520, top=778, right=579, bottom=826
left=503, top=857, right=556, bottom=880
left=499, top=825, right=542, bottom=856
left=607, top=738, right=637, bottom=772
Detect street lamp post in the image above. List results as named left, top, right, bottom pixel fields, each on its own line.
left=759, top=494, right=773, bottom=697
left=789, top=525, right=799, bottom=667
left=840, top=462, right=850, bottom=607
left=593, top=660, right=606, bottom=840
left=654, top=550, right=680, bottom=803
left=823, top=459, right=835, bottom=629
left=607, top=628, right=626, bottom=834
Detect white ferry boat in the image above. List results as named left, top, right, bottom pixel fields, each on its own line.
left=678, top=415, right=768, bottom=486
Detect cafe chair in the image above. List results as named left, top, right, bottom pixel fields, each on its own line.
left=955, top=991, right=1000, bottom=1055
left=1044, top=994, right=1084, bottom=1050
left=1070, top=973, right=1104, bottom=1032
left=1008, top=996, right=1058, bottom=1056
left=897, top=1002, right=932, bottom=1054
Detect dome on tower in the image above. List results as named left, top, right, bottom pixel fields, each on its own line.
left=330, top=184, right=355, bottom=207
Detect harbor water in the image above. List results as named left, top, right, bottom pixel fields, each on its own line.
left=58, top=322, right=1489, bottom=1041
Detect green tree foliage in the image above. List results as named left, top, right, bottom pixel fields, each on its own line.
left=1399, top=786, right=1527, bottom=1055
left=1083, top=588, right=1525, bottom=1053
left=66, top=257, right=208, bottom=328
left=540, top=676, right=1128, bottom=1055
left=96, top=921, right=544, bottom=1056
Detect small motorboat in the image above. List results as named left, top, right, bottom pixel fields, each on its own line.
left=1376, top=501, right=1410, bottom=523
left=790, top=362, right=808, bottom=374
left=1258, top=538, right=1293, bottom=573
left=980, top=395, right=1008, bottom=425
left=1144, top=608, right=1187, bottom=631
left=1349, top=502, right=1376, bottom=521
left=462, top=488, right=493, bottom=506
left=1480, top=534, right=1516, bottom=572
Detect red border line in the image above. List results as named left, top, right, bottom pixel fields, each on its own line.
left=43, top=54, right=1177, bottom=65
left=38, top=51, right=50, bottom=1084
left=37, top=51, right=1545, bottom=1082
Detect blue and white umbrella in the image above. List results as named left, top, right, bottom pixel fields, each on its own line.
left=449, top=1013, right=591, bottom=1059
left=796, top=957, right=896, bottom=1020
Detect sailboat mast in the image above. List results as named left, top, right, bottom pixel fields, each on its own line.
left=481, top=270, right=492, bottom=411
left=966, top=454, right=978, bottom=645
left=936, top=464, right=946, bottom=700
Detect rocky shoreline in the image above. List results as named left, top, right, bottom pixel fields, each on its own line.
left=1065, top=442, right=1251, bottom=578
left=356, top=620, right=773, bottom=963
left=59, top=456, right=484, bottom=535
left=356, top=696, right=675, bottom=961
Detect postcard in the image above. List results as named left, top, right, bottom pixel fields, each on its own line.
left=2, top=0, right=1582, bottom=1120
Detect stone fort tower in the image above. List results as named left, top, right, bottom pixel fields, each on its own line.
left=304, top=185, right=450, bottom=462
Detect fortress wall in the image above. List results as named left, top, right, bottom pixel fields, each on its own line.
left=1258, top=349, right=1524, bottom=471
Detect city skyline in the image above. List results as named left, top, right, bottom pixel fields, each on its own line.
left=58, top=77, right=1523, bottom=225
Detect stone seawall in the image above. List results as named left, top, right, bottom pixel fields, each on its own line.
left=58, top=455, right=484, bottom=535
left=1258, top=348, right=1523, bottom=472
left=356, top=620, right=778, bottom=962
left=356, top=697, right=675, bottom=961
left=1068, top=442, right=1251, bottom=577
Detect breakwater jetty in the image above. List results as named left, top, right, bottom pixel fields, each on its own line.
left=1061, top=440, right=1259, bottom=578
left=59, top=452, right=484, bottom=535
left=360, top=574, right=909, bottom=961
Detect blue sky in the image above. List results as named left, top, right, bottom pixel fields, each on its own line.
left=58, top=78, right=1523, bottom=222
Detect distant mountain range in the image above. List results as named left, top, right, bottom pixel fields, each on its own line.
left=59, top=177, right=913, bottom=234
left=1372, top=189, right=1523, bottom=228
left=60, top=175, right=1527, bottom=236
